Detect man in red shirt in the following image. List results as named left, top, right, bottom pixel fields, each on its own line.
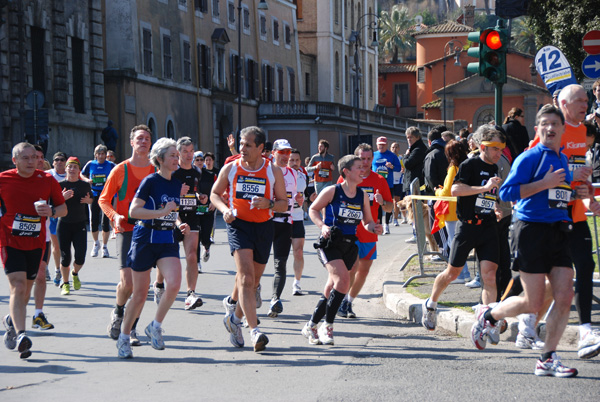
left=337, top=143, right=393, bottom=318
left=1, top=143, right=66, bottom=359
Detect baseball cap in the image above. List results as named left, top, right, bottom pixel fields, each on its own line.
left=272, top=139, right=292, bottom=151
left=376, top=136, right=388, bottom=145
left=66, top=156, right=81, bottom=168
left=194, top=151, right=204, bottom=159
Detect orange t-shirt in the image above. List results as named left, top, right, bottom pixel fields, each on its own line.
left=98, top=161, right=156, bottom=232
left=531, top=122, right=588, bottom=222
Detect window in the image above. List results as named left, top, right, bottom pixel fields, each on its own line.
left=368, top=64, right=373, bottom=99
left=395, top=84, right=409, bottom=108
left=230, top=53, right=242, bottom=95
left=182, top=40, right=191, bottom=82
left=259, top=13, right=267, bottom=40
left=162, top=33, right=172, bottom=79
left=195, top=0, right=208, bottom=13
left=344, top=56, right=349, bottom=92
left=31, top=26, right=46, bottom=95
left=142, top=27, right=153, bottom=75
left=167, top=120, right=175, bottom=139
left=288, top=68, right=296, bottom=101
left=178, top=0, right=188, bottom=11
left=246, top=58, right=259, bottom=100
left=197, top=43, right=212, bottom=88
left=71, top=37, right=85, bottom=113
left=335, top=52, right=340, bottom=90
left=228, top=1, right=235, bottom=26
left=216, top=46, right=226, bottom=87
left=262, top=63, right=274, bottom=101
left=417, top=67, right=425, bottom=83
left=284, top=23, right=291, bottom=47
left=335, top=0, right=339, bottom=24
left=212, top=0, right=219, bottom=18
left=272, top=18, right=279, bottom=44
left=148, top=117, right=157, bottom=139
left=243, top=6, right=250, bottom=31
left=305, top=72, right=310, bottom=96
left=277, top=66, right=284, bottom=101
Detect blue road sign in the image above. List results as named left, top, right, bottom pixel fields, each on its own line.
left=582, top=54, right=600, bottom=79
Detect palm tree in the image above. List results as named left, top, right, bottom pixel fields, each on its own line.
left=512, top=17, right=537, bottom=55
left=378, top=5, right=415, bottom=63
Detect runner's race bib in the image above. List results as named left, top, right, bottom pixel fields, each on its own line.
left=548, top=185, right=571, bottom=209
left=474, top=193, right=496, bottom=215
left=318, top=168, right=330, bottom=178
left=196, top=204, right=209, bottom=214
left=91, top=173, right=107, bottom=186
left=180, top=194, right=197, bottom=212
left=12, top=214, right=42, bottom=237
left=235, top=176, right=266, bottom=200
left=376, top=159, right=388, bottom=178
left=152, top=211, right=178, bottom=230
left=361, top=186, right=375, bottom=205
left=338, top=201, right=363, bottom=225
left=568, top=155, right=586, bottom=174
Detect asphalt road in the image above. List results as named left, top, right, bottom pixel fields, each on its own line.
left=1, top=216, right=599, bottom=401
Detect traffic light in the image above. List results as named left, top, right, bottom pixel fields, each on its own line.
left=467, top=27, right=508, bottom=84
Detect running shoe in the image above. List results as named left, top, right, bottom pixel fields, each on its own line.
left=53, top=269, right=61, bottom=287
left=450, top=277, right=466, bottom=284
left=223, top=296, right=236, bottom=317
left=255, top=283, right=262, bottom=309
left=301, top=322, right=322, bottom=345
left=102, top=245, right=110, bottom=258
left=534, top=353, right=578, bottom=378
left=117, top=336, right=133, bottom=359
left=153, top=282, right=164, bottom=305
left=404, top=236, right=416, bottom=244
left=61, top=282, right=71, bottom=295
left=292, top=282, right=304, bottom=296
left=421, top=299, right=437, bottom=331
left=72, top=272, right=81, bottom=290
left=465, top=277, right=481, bottom=288
left=224, top=314, right=244, bottom=348
left=110, top=230, right=116, bottom=239
left=337, top=299, right=349, bottom=318
left=91, top=242, right=100, bottom=257
left=515, top=333, right=545, bottom=350
left=318, top=323, right=334, bottom=345
left=144, top=323, right=165, bottom=350
left=107, top=310, right=123, bottom=340
left=45, top=266, right=51, bottom=281
left=3, top=315, right=16, bottom=350
left=197, top=261, right=202, bottom=274
left=267, top=298, right=283, bottom=318
left=346, top=301, right=356, bottom=318
left=130, top=329, right=141, bottom=347
left=470, top=305, right=499, bottom=349
left=400, top=218, right=408, bottom=224
left=32, top=312, right=54, bottom=330
left=383, top=223, right=390, bottom=235
left=184, top=291, right=204, bottom=311
left=251, top=328, right=269, bottom=352
left=577, top=329, right=600, bottom=359
left=202, top=247, right=210, bottom=262
left=16, top=333, right=32, bottom=359
left=393, top=219, right=399, bottom=226
left=517, top=313, right=537, bottom=338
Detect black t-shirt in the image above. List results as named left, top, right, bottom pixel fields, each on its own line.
left=454, top=157, right=499, bottom=222
left=172, top=166, right=217, bottom=219
left=59, top=179, right=92, bottom=223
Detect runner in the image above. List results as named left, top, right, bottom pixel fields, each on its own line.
left=473, top=104, right=587, bottom=377
left=47, top=152, right=67, bottom=286
left=372, top=137, right=402, bottom=234
left=422, top=126, right=504, bottom=334
left=307, top=139, right=336, bottom=194
left=116, top=138, right=187, bottom=359
left=210, top=126, right=287, bottom=352
left=57, top=157, right=93, bottom=295
left=99, top=124, right=156, bottom=347
left=82, top=144, right=116, bottom=258
left=301, top=155, right=383, bottom=345
left=1, top=143, right=66, bottom=359
left=337, top=143, right=392, bottom=318
left=267, top=139, right=304, bottom=317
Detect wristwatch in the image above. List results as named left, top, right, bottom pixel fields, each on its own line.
left=268, top=199, right=275, bottom=209
left=51, top=206, right=56, bottom=217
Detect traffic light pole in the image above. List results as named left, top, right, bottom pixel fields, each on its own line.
left=495, top=83, right=503, bottom=125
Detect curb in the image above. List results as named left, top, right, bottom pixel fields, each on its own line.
left=382, top=245, right=580, bottom=349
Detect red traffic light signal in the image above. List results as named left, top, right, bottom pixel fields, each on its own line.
left=486, top=31, right=503, bottom=50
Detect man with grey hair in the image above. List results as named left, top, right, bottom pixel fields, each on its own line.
left=422, top=125, right=505, bottom=339
left=1, top=143, right=67, bottom=359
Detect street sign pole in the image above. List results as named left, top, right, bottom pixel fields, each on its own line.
left=495, top=83, right=503, bottom=125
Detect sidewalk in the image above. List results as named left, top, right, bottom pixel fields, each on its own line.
left=380, top=237, right=600, bottom=349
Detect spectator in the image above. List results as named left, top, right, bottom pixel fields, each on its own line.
left=423, top=125, right=449, bottom=195
left=372, top=136, right=402, bottom=234
left=402, top=127, right=427, bottom=195
left=101, top=120, right=119, bottom=152
left=502, top=107, right=530, bottom=155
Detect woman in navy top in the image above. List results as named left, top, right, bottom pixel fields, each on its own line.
left=302, top=155, right=382, bottom=346
left=116, top=138, right=188, bottom=359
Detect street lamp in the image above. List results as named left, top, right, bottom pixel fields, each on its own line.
left=442, top=39, right=463, bottom=126
left=237, top=0, right=268, bottom=136
left=349, top=13, right=378, bottom=141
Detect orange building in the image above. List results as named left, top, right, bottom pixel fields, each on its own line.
left=378, top=20, right=552, bottom=136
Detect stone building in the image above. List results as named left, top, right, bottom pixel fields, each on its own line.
left=0, top=0, right=106, bottom=168
left=103, top=0, right=301, bottom=165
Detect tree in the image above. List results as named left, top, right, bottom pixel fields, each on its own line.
left=511, top=17, right=536, bottom=55
left=378, top=5, right=415, bottom=63
left=528, top=0, right=600, bottom=80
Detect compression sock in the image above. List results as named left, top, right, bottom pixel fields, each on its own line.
left=310, top=295, right=328, bottom=324
left=325, top=289, right=346, bottom=324
left=484, top=309, right=498, bottom=326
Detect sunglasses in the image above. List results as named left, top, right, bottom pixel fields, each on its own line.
left=195, top=158, right=204, bottom=161
left=276, top=149, right=291, bottom=155
left=54, top=158, right=66, bottom=162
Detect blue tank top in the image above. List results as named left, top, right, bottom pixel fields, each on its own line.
left=324, top=184, right=364, bottom=235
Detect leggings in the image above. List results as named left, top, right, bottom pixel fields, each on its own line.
left=272, top=220, right=293, bottom=299
left=90, top=195, right=111, bottom=232
left=196, top=212, right=215, bottom=260
left=568, top=221, right=595, bottom=325
left=57, top=220, right=87, bottom=267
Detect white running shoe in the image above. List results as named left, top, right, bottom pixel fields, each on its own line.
left=515, top=333, right=545, bottom=350
left=302, top=322, right=321, bottom=345
left=197, top=260, right=202, bottom=273
left=224, top=315, right=244, bottom=348
left=393, top=219, right=399, bottom=226
left=421, top=299, right=437, bottom=331
left=292, top=282, right=304, bottom=296
left=404, top=236, right=416, bottom=244
left=153, top=282, right=165, bottom=305
left=383, top=223, right=390, bottom=235
left=144, top=323, right=165, bottom=350
left=102, top=246, right=110, bottom=258
left=202, top=247, right=210, bottom=262
left=251, top=328, right=269, bottom=352
left=577, top=328, right=600, bottom=359
left=318, top=323, right=334, bottom=345
left=223, top=296, right=236, bottom=317
left=184, top=291, right=204, bottom=310
left=117, top=336, right=133, bottom=359
left=91, top=242, right=100, bottom=257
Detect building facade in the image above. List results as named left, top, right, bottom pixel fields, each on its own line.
left=0, top=0, right=107, bottom=168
